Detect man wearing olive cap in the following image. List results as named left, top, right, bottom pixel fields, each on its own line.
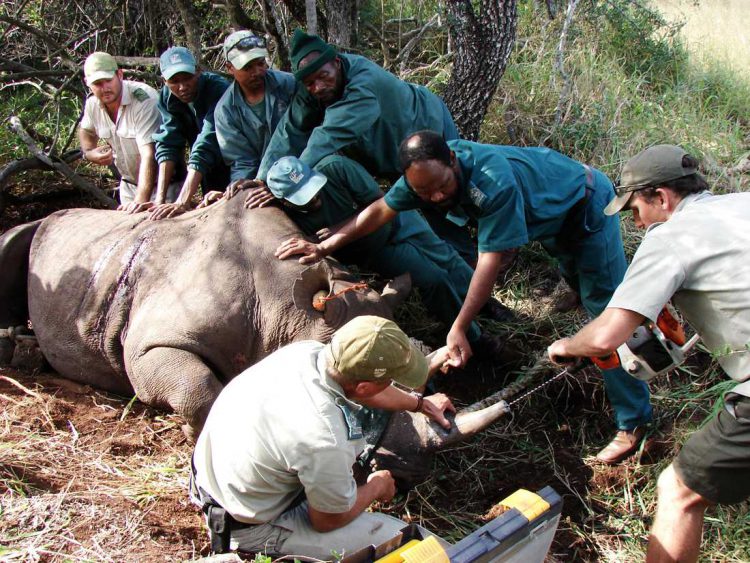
left=251, top=29, right=476, bottom=264
left=215, top=31, right=297, bottom=183
left=548, top=144, right=750, bottom=562
left=191, top=315, right=454, bottom=557
left=79, top=52, right=179, bottom=212
left=149, top=47, right=231, bottom=220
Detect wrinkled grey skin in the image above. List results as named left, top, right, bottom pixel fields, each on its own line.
left=0, top=196, right=407, bottom=439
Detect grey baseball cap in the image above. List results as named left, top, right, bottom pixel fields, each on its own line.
left=83, top=52, right=118, bottom=85
left=224, top=31, right=268, bottom=69
left=267, top=156, right=327, bottom=207
left=160, top=47, right=196, bottom=80
left=604, top=144, right=697, bottom=215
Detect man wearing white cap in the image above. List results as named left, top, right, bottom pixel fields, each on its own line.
left=149, top=47, right=231, bottom=220
left=548, top=145, right=750, bottom=563
left=79, top=52, right=177, bottom=211
left=215, top=31, right=297, bottom=183
left=191, top=315, right=454, bottom=558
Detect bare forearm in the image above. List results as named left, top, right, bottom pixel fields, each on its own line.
left=155, top=161, right=176, bottom=204
left=308, top=479, right=386, bottom=533
left=78, top=128, right=98, bottom=153
left=358, top=385, right=417, bottom=412
left=175, top=168, right=203, bottom=207
left=135, top=146, right=157, bottom=203
left=553, top=308, right=645, bottom=358
left=452, top=252, right=503, bottom=333
left=319, top=199, right=396, bottom=256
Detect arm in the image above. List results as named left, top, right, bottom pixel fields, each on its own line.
left=149, top=168, right=203, bottom=220
left=547, top=308, right=645, bottom=363
left=307, top=469, right=395, bottom=533
left=119, top=142, right=157, bottom=213
left=357, top=385, right=456, bottom=429
left=275, top=198, right=397, bottom=263
left=447, top=251, right=506, bottom=366
left=215, top=101, right=261, bottom=182
left=78, top=127, right=113, bottom=166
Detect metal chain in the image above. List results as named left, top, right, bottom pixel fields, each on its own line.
left=507, top=365, right=576, bottom=407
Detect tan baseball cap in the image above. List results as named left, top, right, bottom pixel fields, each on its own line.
left=329, top=316, right=428, bottom=389
left=84, top=52, right=118, bottom=86
left=604, top=144, right=697, bottom=215
left=224, top=31, right=268, bottom=70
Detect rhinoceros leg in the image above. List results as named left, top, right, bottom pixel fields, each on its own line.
left=127, top=346, right=224, bottom=442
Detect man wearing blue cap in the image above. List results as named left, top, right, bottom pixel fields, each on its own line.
left=251, top=29, right=476, bottom=265
left=150, top=47, right=231, bottom=220
left=263, top=155, right=512, bottom=358
left=215, top=31, right=297, bottom=183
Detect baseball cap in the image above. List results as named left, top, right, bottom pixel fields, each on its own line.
left=267, top=156, right=327, bottom=206
left=84, top=52, right=118, bottom=86
left=329, top=316, right=429, bottom=389
left=224, top=31, right=268, bottom=70
left=604, top=144, right=697, bottom=215
left=160, top=47, right=197, bottom=80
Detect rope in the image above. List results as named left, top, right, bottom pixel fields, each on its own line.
left=313, top=282, right=370, bottom=311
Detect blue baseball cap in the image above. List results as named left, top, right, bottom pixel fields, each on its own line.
left=160, top=47, right=196, bottom=80
left=267, top=157, right=327, bottom=207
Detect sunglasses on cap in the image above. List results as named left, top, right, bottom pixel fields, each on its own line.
left=614, top=183, right=651, bottom=197
left=228, top=36, right=266, bottom=54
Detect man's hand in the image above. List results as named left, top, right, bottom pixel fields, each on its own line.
left=547, top=338, right=577, bottom=366
left=117, top=201, right=155, bottom=214
left=148, top=202, right=190, bottom=221
left=275, top=236, right=326, bottom=263
left=419, top=393, right=456, bottom=430
left=427, top=346, right=454, bottom=376
left=446, top=326, right=472, bottom=368
left=224, top=178, right=264, bottom=201
left=197, top=191, right=223, bottom=209
left=84, top=145, right=113, bottom=166
left=366, top=470, right=396, bottom=503
left=316, top=226, right=333, bottom=241
left=238, top=182, right=276, bottom=209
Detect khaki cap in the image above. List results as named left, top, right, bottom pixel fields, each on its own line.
left=329, top=316, right=428, bottom=389
left=84, top=52, right=118, bottom=86
left=604, top=144, right=697, bottom=215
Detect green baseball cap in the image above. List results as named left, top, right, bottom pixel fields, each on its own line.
left=83, top=52, right=118, bottom=86
left=267, top=156, right=327, bottom=206
left=329, top=316, right=429, bottom=389
left=160, top=47, right=196, bottom=80
left=224, top=31, right=268, bottom=70
left=604, top=144, right=697, bottom=215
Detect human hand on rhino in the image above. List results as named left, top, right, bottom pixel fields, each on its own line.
left=419, top=393, right=456, bottom=430
left=117, top=201, right=155, bottom=214
left=275, top=236, right=327, bottom=264
left=222, top=179, right=277, bottom=209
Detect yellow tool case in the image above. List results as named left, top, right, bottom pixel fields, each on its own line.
left=341, top=486, right=562, bottom=563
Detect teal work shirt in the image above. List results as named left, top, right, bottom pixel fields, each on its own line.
left=257, top=54, right=458, bottom=181
left=284, top=155, right=393, bottom=264
left=384, top=140, right=588, bottom=253
left=153, top=72, right=230, bottom=175
left=215, top=69, right=297, bottom=181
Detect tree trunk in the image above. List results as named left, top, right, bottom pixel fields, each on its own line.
left=325, top=0, right=358, bottom=48
left=305, top=0, right=318, bottom=35
left=173, top=0, right=203, bottom=63
left=280, top=0, right=327, bottom=39
left=223, top=0, right=263, bottom=32
left=442, top=0, right=518, bottom=140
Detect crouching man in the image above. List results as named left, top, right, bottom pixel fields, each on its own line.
left=190, top=316, right=454, bottom=558
left=547, top=145, right=750, bottom=563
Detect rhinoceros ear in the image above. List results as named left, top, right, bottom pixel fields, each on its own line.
left=380, top=273, right=411, bottom=312
left=292, top=262, right=335, bottom=312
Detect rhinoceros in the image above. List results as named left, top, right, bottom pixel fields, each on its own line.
left=0, top=196, right=409, bottom=439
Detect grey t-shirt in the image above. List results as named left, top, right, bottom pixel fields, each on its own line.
left=608, top=192, right=750, bottom=391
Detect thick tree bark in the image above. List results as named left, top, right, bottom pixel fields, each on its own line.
left=325, top=0, right=358, bottom=48
left=222, top=0, right=263, bottom=32
left=280, top=0, right=327, bottom=39
left=443, top=0, right=518, bottom=140
left=173, top=0, right=203, bottom=63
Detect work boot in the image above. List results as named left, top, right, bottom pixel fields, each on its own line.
left=480, top=298, right=515, bottom=322
left=472, top=332, right=524, bottom=365
left=551, top=280, right=581, bottom=313
left=595, top=427, right=647, bottom=464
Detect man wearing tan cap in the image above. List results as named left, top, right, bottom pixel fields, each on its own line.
left=191, top=315, right=454, bottom=558
left=548, top=145, right=750, bottom=563
left=215, top=31, right=296, bottom=183
left=79, top=52, right=178, bottom=211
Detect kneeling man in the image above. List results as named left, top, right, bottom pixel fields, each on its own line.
left=191, top=316, right=454, bottom=558
left=548, top=145, right=750, bottom=563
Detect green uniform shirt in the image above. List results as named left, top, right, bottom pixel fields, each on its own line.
left=385, top=140, right=588, bottom=253
left=285, top=156, right=392, bottom=264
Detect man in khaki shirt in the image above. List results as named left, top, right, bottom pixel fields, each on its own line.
left=79, top=52, right=177, bottom=211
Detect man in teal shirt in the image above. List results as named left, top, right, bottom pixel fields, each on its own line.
left=215, top=31, right=297, bottom=182
left=278, top=131, right=653, bottom=463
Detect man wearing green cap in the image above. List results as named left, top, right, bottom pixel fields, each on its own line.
left=190, top=315, right=455, bottom=558
left=79, top=52, right=179, bottom=211
left=547, top=145, right=750, bottom=563
left=215, top=31, right=297, bottom=182
left=250, top=29, right=475, bottom=264
left=149, top=47, right=231, bottom=220
left=262, top=155, right=512, bottom=356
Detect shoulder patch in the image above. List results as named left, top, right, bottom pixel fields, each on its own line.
left=469, top=184, right=488, bottom=208
left=132, top=88, right=149, bottom=102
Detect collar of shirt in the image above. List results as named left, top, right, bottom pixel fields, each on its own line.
left=315, top=348, right=364, bottom=440
left=645, top=190, right=713, bottom=234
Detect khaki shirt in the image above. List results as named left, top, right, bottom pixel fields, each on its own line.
left=193, top=341, right=364, bottom=524
left=608, top=192, right=750, bottom=389
left=80, top=80, right=160, bottom=186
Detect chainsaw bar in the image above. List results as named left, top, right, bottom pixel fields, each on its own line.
left=507, top=364, right=582, bottom=407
